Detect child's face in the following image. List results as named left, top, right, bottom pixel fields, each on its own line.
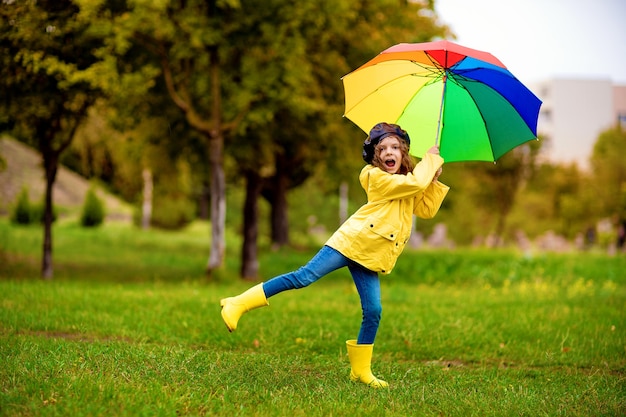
left=376, top=136, right=403, bottom=174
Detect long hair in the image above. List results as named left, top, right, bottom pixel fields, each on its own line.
left=372, top=139, right=414, bottom=175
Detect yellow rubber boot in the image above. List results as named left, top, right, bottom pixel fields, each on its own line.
left=346, top=339, right=389, bottom=388
left=220, top=283, right=269, bottom=332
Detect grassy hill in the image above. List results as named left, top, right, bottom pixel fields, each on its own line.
left=0, top=136, right=132, bottom=220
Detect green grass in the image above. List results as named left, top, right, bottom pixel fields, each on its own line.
left=1, top=219, right=625, bottom=416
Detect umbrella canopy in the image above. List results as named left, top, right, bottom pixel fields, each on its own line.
left=342, top=40, right=542, bottom=162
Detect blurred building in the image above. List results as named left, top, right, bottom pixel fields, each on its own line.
left=614, top=85, right=626, bottom=127
left=531, top=78, right=626, bottom=169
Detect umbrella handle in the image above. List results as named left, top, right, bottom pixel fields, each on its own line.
left=435, top=71, right=447, bottom=147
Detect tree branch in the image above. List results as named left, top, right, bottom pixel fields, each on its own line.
left=160, top=53, right=190, bottom=114
left=160, top=49, right=214, bottom=135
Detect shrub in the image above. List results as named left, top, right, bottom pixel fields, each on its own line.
left=141, top=197, right=195, bottom=230
left=10, top=187, right=32, bottom=224
left=80, top=187, right=105, bottom=227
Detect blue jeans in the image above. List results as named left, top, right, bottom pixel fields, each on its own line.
left=262, top=245, right=382, bottom=344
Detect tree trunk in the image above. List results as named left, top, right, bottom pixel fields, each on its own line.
left=205, top=46, right=227, bottom=274
left=141, top=168, right=153, bottom=230
left=493, top=210, right=506, bottom=247
left=241, top=170, right=262, bottom=280
left=206, top=134, right=226, bottom=273
left=38, top=114, right=81, bottom=280
left=270, top=166, right=290, bottom=247
left=339, top=181, right=348, bottom=225
left=41, top=150, right=57, bottom=280
left=198, top=181, right=210, bottom=220
left=492, top=171, right=521, bottom=246
left=160, top=44, right=228, bottom=274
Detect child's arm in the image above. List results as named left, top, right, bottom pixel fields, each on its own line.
left=411, top=152, right=444, bottom=188
left=367, top=153, right=444, bottom=201
left=413, top=181, right=449, bottom=219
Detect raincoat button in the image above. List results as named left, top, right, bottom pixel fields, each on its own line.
left=370, top=224, right=374, bottom=228
left=390, top=234, right=394, bottom=238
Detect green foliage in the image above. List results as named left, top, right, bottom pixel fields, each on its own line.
left=10, top=187, right=32, bottom=225
left=4, top=0, right=624, bottom=258
left=435, top=127, right=625, bottom=245
left=0, top=219, right=624, bottom=416
left=1, top=0, right=120, bottom=277
left=80, top=187, right=105, bottom=227
left=590, top=127, right=626, bottom=218
left=0, top=0, right=107, bottom=146
left=9, top=187, right=58, bottom=225
left=142, top=197, right=196, bottom=230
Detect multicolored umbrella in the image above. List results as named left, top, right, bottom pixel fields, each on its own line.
left=342, top=40, right=542, bottom=162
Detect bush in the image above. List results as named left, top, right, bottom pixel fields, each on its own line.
left=80, top=187, right=105, bottom=227
left=140, top=197, right=195, bottom=230
left=10, top=187, right=32, bottom=224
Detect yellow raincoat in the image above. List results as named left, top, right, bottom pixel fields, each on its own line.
left=325, top=153, right=449, bottom=274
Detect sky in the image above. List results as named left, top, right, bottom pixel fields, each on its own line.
left=434, top=0, right=626, bottom=85
left=434, top=0, right=626, bottom=166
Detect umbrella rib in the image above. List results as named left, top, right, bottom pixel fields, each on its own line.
left=450, top=75, right=531, bottom=161
left=415, top=63, right=445, bottom=82
left=422, top=50, right=449, bottom=147
left=418, top=53, right=498, bottom=158
left=345, top=61, right=441, bottom=114
left=466, top=88, right=497, bottom=161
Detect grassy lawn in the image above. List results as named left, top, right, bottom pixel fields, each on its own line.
left=1, top=219, right=625, bottom=416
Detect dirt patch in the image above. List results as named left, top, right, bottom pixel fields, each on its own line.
left=425, top=359, right=466, bottom=368
left=18, top=329, right=134, bottom=344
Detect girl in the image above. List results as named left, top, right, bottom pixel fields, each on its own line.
left=220, top=122, right=449, bottom=388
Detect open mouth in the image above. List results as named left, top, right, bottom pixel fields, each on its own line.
left=385, top=159, right=396, bottom=168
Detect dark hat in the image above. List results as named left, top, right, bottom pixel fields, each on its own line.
left=362, top=122, right=411, bottom=163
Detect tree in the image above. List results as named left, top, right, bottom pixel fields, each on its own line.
left=507, top=161, right=583, bottom=239
left=0, top=0, right=108, bottom=278
left=467, top=139, right=542, bottom=245
left=230, top=0, right=450, bottom=278
left=257, top=0, right=451, bottom=248
left=99, top=0, right=272, bottom=274
left=590, top=126, right=626, bottom=219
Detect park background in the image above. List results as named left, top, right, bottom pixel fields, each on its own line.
left=1, top=1, right=625, bottom=416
